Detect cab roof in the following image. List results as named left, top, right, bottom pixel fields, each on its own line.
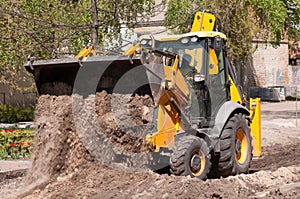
left=139, top=31, right=227, bottom=41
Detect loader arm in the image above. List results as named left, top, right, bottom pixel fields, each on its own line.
left=146, top=54, right=192, bottom=152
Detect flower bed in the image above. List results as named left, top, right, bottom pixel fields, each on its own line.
left=0, top=128, right=33, bottom=159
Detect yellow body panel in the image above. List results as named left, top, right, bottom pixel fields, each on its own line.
left=250, top=98, right=262, bottom=157
left=208, top=49, right=219, bottom=74
left=160, top=37, right=182, bottom=41
left=146, top=125, right=177, bottom=152
left=139, top=31, right=227, bottom=42
left=164, top=61, right=190, bottom=97
left=147, top=93, right=181, bottom=151
left=185, top=49, right=196, bottom=67
left=229, top=76, right=242, bottom=103
left=185, top=48, right=203, bottom=73
left=191, top=11, right=216, bottom=32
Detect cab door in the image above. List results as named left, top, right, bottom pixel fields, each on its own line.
left=206, top=41, right=228, bottom=117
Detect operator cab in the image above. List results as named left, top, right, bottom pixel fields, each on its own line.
left=139, top=32, right=229, bottom=128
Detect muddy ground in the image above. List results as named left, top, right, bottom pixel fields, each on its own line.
left=0, top=95, right=299, bottom=199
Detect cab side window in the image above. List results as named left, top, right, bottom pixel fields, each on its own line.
left=206, top=48, right=227, bottom=115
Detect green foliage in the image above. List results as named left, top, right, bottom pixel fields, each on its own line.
left=284, top=0, right=300, bottom=41
left=163, top=0, right=195, bottom=33
left=252, top=0, right=288, bottom=45
left=0, top=105, right=34, bottom=123
left=0, top=0, right=154, bottom=86
left=0, top=0, right=154, bottom=62
left=1, top=1, right=93, bottom=66
left=164, top=0, right=299, bottom=61
left=0, top=128, right=33, bottom=159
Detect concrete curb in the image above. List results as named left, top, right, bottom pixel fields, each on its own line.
left=0, top=122, right=34, bottom=129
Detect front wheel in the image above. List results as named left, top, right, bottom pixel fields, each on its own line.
left=213, top=113, right=252, bottom=177
left=170, top=135, right=211, bottom=180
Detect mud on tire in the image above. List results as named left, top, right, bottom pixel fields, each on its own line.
left=170, top=135, right=211, bottom=180
left=213, top=113, right=253, bottom=177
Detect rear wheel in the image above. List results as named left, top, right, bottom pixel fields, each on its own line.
left=214, top=113, right=252, bottom=177
left=170, top=135, right=211, bottom=180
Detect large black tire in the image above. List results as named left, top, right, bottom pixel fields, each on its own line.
left=170, top=135, right=211, bottom=180
left=213, top=113, right=252, bottom=177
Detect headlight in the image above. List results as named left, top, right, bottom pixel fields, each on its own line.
left=191, top=36, right=198, bottom=42
left=140, top=39, right=148, bottom=45
left=180, top=37, right=190, bottom=44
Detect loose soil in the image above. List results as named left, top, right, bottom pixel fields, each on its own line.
left=1, top=96, right=299, bottom=198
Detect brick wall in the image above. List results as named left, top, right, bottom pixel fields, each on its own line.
left=251, top=40, right=289, bottom=87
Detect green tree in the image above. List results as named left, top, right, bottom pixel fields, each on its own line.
left=283, top=0, right=300, bottom=41
left=164, top=0, right=299, bottom=59
left=0, top=0, right=154, bottom=87
left=164, top=0, right=299, bottom=87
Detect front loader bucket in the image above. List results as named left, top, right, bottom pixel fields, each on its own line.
left=25, top=57, right=80, bottom=95
left=24, top=56, right=154, bottom=97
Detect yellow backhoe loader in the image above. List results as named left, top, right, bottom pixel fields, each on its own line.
left=24, top=11, right=261, bottom=180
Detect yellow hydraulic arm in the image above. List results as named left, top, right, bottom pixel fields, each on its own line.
left=75, top=46, right=96, bottom=58
left=146, top=55, right=191, bottom=152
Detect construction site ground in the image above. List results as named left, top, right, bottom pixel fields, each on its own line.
left=0, top=99, right=299, bottom=199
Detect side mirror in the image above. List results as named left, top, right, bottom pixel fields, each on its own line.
left=213, top=36, right=222, bottom=51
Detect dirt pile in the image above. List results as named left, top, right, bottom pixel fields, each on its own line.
left=94, top=91, right=154, bottom=153
left=26, top=95, right=91, bottom=185
left=23, top=159, right=300, bottom=199
left=8, top=95, right=298, bottom=199
left=26, top=91, right=155, bottom=185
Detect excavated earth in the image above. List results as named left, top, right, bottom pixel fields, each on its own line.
left=0, top=93, right=299, bottom=199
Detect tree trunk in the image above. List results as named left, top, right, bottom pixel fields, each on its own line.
left=91, top=0, right=99, bottom=49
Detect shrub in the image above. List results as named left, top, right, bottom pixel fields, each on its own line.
left=0, top=128, right=33, bottom=159
left=286, top=96, right=300, bottom=101
left=0, top=105, right=34, bottom=123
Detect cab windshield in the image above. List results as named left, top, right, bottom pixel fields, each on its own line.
left=140, top=37, right=206, bottom=75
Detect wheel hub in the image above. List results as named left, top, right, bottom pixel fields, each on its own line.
left=191, top=154, right=201, bottom=171
left=236, top=139, right=241, bottom=154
